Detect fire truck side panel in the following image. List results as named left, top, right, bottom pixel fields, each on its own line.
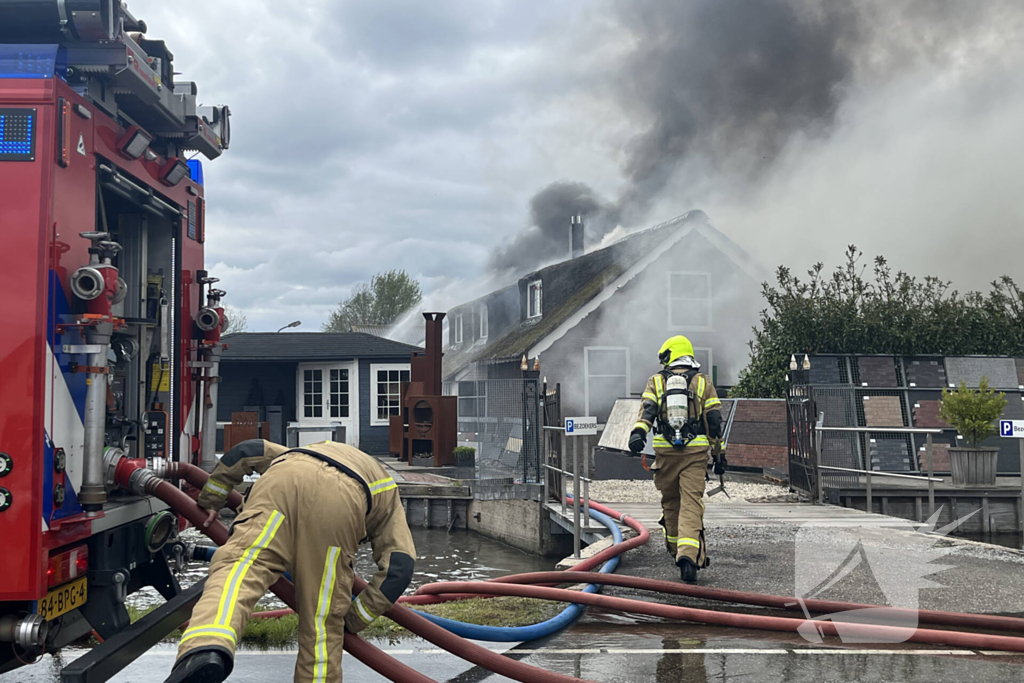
left=180, top=226, right=202, bottom=462
left=45, top=80, right=99, bottom=529
left=0, top=78, right=56, bottom=600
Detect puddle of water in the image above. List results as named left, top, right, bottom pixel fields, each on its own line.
left=380, top=527, right=555, bottom=586
left=951, top=530, right=1023, bottom=550
left=126, top=526, right=555, bottom=613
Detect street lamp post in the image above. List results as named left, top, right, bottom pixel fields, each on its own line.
left=276, top=321, right=301, bottom=333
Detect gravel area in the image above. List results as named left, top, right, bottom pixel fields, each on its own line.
left=586, top=477, right=799, bottom=504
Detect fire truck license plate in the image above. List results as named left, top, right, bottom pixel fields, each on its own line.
left=38, top=577, right=87, bottom=621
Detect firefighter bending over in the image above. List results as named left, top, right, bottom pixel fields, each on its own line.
left=166, top=439, right=416, bottom=683
left=628, top=336, right=724, bottom=584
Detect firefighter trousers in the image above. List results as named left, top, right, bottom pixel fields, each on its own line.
left=652, top=446, right=708, bottom=566
left=176, top=454, right=367, bottom=683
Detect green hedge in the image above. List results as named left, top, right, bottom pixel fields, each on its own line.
left=731, top=246, right=1024, bottom=399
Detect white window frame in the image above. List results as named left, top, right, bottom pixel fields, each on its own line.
left=370, top=363, right=411, bottom=426
left=479, top=305, right=488, bottom=339
left=527, top=280, right=543, bottom=319
left=454, top=314, right=463, bottom=344
left=693, top=347, right=714, bottom=376
left=300, top=366, right=325, bottom=420
left=295, top=362, right=359, bottom=446
left=583, top=346, right=631, bottom=420
left=667, top=271, right=713, bottom=332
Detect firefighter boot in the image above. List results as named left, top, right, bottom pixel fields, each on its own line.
left=165, top=649, right=231, bottom=683
left=678, top=557, right=698, bottom=584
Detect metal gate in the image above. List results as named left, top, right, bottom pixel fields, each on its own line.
left=452, top=378, right=543, bottom=483
left=542, top=382, right=562, bottom=502
left=786, top=384, right=819, bottom=499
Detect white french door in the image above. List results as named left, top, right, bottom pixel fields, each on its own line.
left=296, top=362, right=357, bottom=446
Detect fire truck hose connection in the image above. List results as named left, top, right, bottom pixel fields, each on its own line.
left=0, top=614, right=48, bottom=649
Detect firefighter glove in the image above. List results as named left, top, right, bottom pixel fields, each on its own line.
left=714, top=455, right=728, bottom=476
left=628, top=429, right=646, bottom=455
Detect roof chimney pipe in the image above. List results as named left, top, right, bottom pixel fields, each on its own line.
left=570, top=215, right=584, bottom=259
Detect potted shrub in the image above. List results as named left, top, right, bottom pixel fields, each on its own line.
left=453, top=446, right=476, bottom=468
left=939, top=377, right=1007, bottom=486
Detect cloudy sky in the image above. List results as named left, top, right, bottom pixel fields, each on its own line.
left=131, top=0, right=1024, bottom=333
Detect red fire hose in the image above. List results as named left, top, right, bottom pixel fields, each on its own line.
left=402, top=499, right=650, bottom=606
left=163, top=460, right=245, bottom=511
left=416, top=580, right=1024, bottom=652
left=493, top=571, right=1024, bottom=634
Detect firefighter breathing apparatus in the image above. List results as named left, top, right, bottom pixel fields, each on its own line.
left=657, top=336, right=704, bottom=450
left=661, top=370, right=699, bottom=448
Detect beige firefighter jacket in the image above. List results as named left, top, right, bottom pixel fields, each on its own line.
left=195, top=439, right=291, bottom=511
left=195, top=439, right=415, bottom=633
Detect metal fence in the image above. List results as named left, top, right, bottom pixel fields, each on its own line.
left=788, top=379, right=954, bottom=498
left=446, top=378, right=543, bottom=483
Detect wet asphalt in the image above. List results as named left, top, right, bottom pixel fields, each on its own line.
left=11, top=630, right=1024, bottom=683
left=10, top=507, right=1024, bottom=681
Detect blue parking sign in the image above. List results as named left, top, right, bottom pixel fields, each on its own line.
left=1002, top=420, right=1014, bottom=437
left=565, top=419, right=574, bottom=433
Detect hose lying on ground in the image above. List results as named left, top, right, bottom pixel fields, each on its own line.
left=400, top=498, right=651, bottom=607
left=494, top=571, right=1024, bottom=635
left=415, top=580, right=1024, bottom=653
left=159, top=462, right=1024, bottom=658
left=409, top=504, right=624, bottom=641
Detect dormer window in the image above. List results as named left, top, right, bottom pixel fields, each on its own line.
left=528, top=280, right=542, bottom=318
left=479, top=305, right=488, bottom=339
left=454, top=313, right=464, bottom=344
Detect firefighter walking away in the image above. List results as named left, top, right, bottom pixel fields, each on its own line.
left=166, top=440, right=416, bottom=683
left=628, top=336, right=725, bottom=584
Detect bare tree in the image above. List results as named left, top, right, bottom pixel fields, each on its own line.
left=221, top=305, right=249, bottom=335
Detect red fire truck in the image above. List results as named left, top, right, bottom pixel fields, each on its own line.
left=0, top=2, right=230, bottom=677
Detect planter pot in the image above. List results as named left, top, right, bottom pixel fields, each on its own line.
left=948, top=447, right=999, bottom=486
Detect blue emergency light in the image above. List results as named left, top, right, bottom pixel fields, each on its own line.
left=187, top=159, right=204, bottom=186
left=0, top=44, right=66, bottom=79
left=0, top=109, right=36, bottom=161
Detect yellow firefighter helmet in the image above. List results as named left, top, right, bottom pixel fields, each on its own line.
left=658, top=336, right=695, bottom=366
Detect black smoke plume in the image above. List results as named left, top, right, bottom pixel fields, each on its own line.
left=492, top=0, right=1012, bottom=275
left=489, top=181, right=618, bottom=274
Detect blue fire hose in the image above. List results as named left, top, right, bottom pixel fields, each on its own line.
left=412, top=503, right=624, bottom=641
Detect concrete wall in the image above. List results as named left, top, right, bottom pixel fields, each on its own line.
left=467, top=498, right=573, bottom=557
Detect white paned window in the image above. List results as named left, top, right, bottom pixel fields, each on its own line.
left=528, top=280, right=542, bottom=318
left=454, top=314, right=463, bottom=344
left=584, top=347, right=630, bottom=423
left=329, top=368, right=349, bottom=418
left=303, top=368, right=323, bottom=418
left=479, top=305, right=488, bottom=339
left=371, top=364, right=411, bottom=425
left=668, top=272, right=712, bottom=331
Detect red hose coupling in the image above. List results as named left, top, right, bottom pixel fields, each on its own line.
left=113, top=456, right=148, bottom=490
